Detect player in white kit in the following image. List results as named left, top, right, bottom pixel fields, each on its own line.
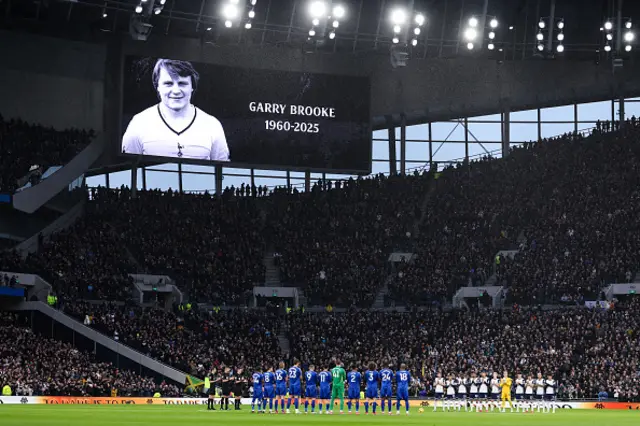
left=545, top=374, right=556, bottom=413
left=490, top=372, right=501, bottom=411
left=514, top=373, right=524, bottom=412
left=479, top=371, right=490, bottom=412
left=458, top=376, right=469, bottom=411
left=122, top=59, right=230, bottom=162
left=535, top=373, right=546, bottom=412
left=524, top=375, right=535, bottom=412
left=433, top=373, right=445, bottom=412
left=445, top=374, right=456, bottom=411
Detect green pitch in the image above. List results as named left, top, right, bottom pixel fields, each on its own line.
left=1, top=405, right=638, bottom=426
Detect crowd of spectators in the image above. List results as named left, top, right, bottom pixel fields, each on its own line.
left=389, top=119, right=640, bottom=306
left=62, top=302, right=281, bottom=377
left=0, top=115, right=93, bottom=193
left=0, top=313, right=180, bottom=397
left=268, top=173, right=430, bottom=307
left=87, top=187, right=266, bottom=305
left=286, top=298, right=640, bottom=401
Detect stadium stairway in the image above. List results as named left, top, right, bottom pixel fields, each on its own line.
left=412, top=180, right=437, bottom=238
left=277, top=330, right=290, bottom=355
left=372, top=277, right=391, bottom=309
left=263, top=250, right=281, bottom=286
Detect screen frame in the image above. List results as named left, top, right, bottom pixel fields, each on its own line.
left=116, top=54, right=373, bottom=176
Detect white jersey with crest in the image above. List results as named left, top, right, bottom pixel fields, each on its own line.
left=515, top=378, right=525, bottom=394
left=525, top=379, right=534, bottom=395
left=490, top=378, right=500, bottom=394
left=434, top=378, right=445, bottom=393
left=470, top=377, right=479, bottom=393
left=446, top=380, right=456, bottom=396
left=545, top=379, right=556, bottom=395
left=535, top=379, right=545, bottom=395
left=479, top=377, right=489, bottom=393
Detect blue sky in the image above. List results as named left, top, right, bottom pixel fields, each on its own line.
left=88, top=98, right=640, bottom=192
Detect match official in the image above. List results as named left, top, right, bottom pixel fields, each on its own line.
left=122, top=58, right=230, bottom=162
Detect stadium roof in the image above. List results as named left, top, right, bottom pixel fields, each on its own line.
left=3, top=0, right=640, bottom=60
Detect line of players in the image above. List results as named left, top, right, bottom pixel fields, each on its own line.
left=432, top=371, right=557, bottom=413
left=250, top=359, right=413, bottom=415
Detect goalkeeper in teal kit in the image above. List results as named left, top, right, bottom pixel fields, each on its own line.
left=330, top=360, right=346, bottom=414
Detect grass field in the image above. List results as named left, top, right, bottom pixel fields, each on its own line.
left=1, top=405, right=639, bottom=426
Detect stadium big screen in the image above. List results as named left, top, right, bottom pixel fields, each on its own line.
left=120, top=56, right=372, bottom=173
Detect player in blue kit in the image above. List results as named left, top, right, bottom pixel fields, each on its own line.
left=364, top=362, right=379, bottom=415
left=395, top=364, right=411, bottom=415
left=263, top=367, right=276, bottom=413
left=303, top=365, right=318, bottom=414
left=251, top=371, right=264, bottom=413
left=318, top=368, right=332, bottom=414
left=287, top=360, right=303, bottom=414
left=380, top=364, right=394, bottom=414
left=275, top=362, right=287, bottom=414
left=346, top=366, right=362, bottom=414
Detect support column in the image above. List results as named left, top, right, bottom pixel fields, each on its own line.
left=215, top=165, right=223, bottom=195
left=619, top=95, right=625, bottom=129
left=428, top=122, right=433, bottom=170
left=546, top=0, right=556, bottom=53
left=502, top=106, right=511, bottom=158
left=537, top=108, right=542, bottom=140
left=304, top=170, right=311, bottom=192
left=286, top=170, right=291, bottom=189
left=131, top=165, right=137, bottom=198
left=105, top=173, right=110, bottom=189
left=141, top=167, right=147, bottom=190
left=464, top=117, right=469, bottom=163
left=250, top=169, right=256, bottom=196
left=400, top=113, right=407, bottom=175
left=177, top=163, right=183, bottom=193
left=386, top=116, right=397, bottom=175
left=574, top=103, right=579, bottom=134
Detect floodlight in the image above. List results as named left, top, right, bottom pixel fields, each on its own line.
left=467, top=42, right=474, bottom=50
left=393, top=25, right=401, bottom=34
left=225, top=20, right=232, bottom=27
left=469, top=17, right=478, bottom=27
left=488, top=43, right=495, bottom=50
left=536, top=32, right=544, bottom=41
left=329, top=31, right=336, bottom=39
left=604, top=21, right=613, bottom=31
left=626, top=21, right=632, bottom=29
left=411, top=38, right=418, bottom=46
left=557, top=33, right=564, bottom=41
left=391, top=8, right=407, bottom=25
left=604, top=44, right=612, bottom=52
left=222, top=3, right=239, bottom=20
left=624, top=31, right=634, bottom=42
left=538, top=20, right=545, bottom=29
left=415, top=14, right=425, bottom=26
left=251, top=0, right=257, bottom=5
left=606, top=33, right=613, bottom=41
left=333, top=5, right=345, bottom=19
left=135, top=5, right=143, bottom=13
left=332, top=20, right=339, bottom=28
left=626, top=45, right=632, bottom=52
left=556, top=44, right=564, bottom=53
left=154, top=7, right=162, bottom=14
left=509, top=26, right=514, bottom=30
left=309, top=29, right=316, bottom=36
left=414, top=27, right=421, bottom=35
left=557, top=20, right=564, bottom=29
left=464, top=28, right=477, bottom=41
left=488, top=31, right=495, bottom=40
left=309, top=1, right=326, bottom=19
left=103, top=12, right=107, bottom=18
left=392, top=36, right=399, bottom=44
left=249, top=10, right=255, bottom=18
left=490, top=18, right=498, bottom=28
left=312, top=18, right=319, bottom=26
left=160, top=0, right=166, bottom=4
left=537, top=43, right=544, bottom=51
left=245, top=22, right=252, bottom=29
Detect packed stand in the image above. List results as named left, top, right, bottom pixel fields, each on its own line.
left=0, top=313, right=180, bottom=397
left=0, top=217, right=134, bottom=301
left=0, top=115, right=94, bottom=192
left=63, top=302, right=281, bottom=377
left=268, top=173, right=430, bottom=308
left=286, top=299, right=640, bottom=401
left=389, top=119, right=640, bottom=306
left=88, top=187, right=265, bottom=304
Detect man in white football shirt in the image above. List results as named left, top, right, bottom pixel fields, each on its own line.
left=122, top=58, right=230, bottom=161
